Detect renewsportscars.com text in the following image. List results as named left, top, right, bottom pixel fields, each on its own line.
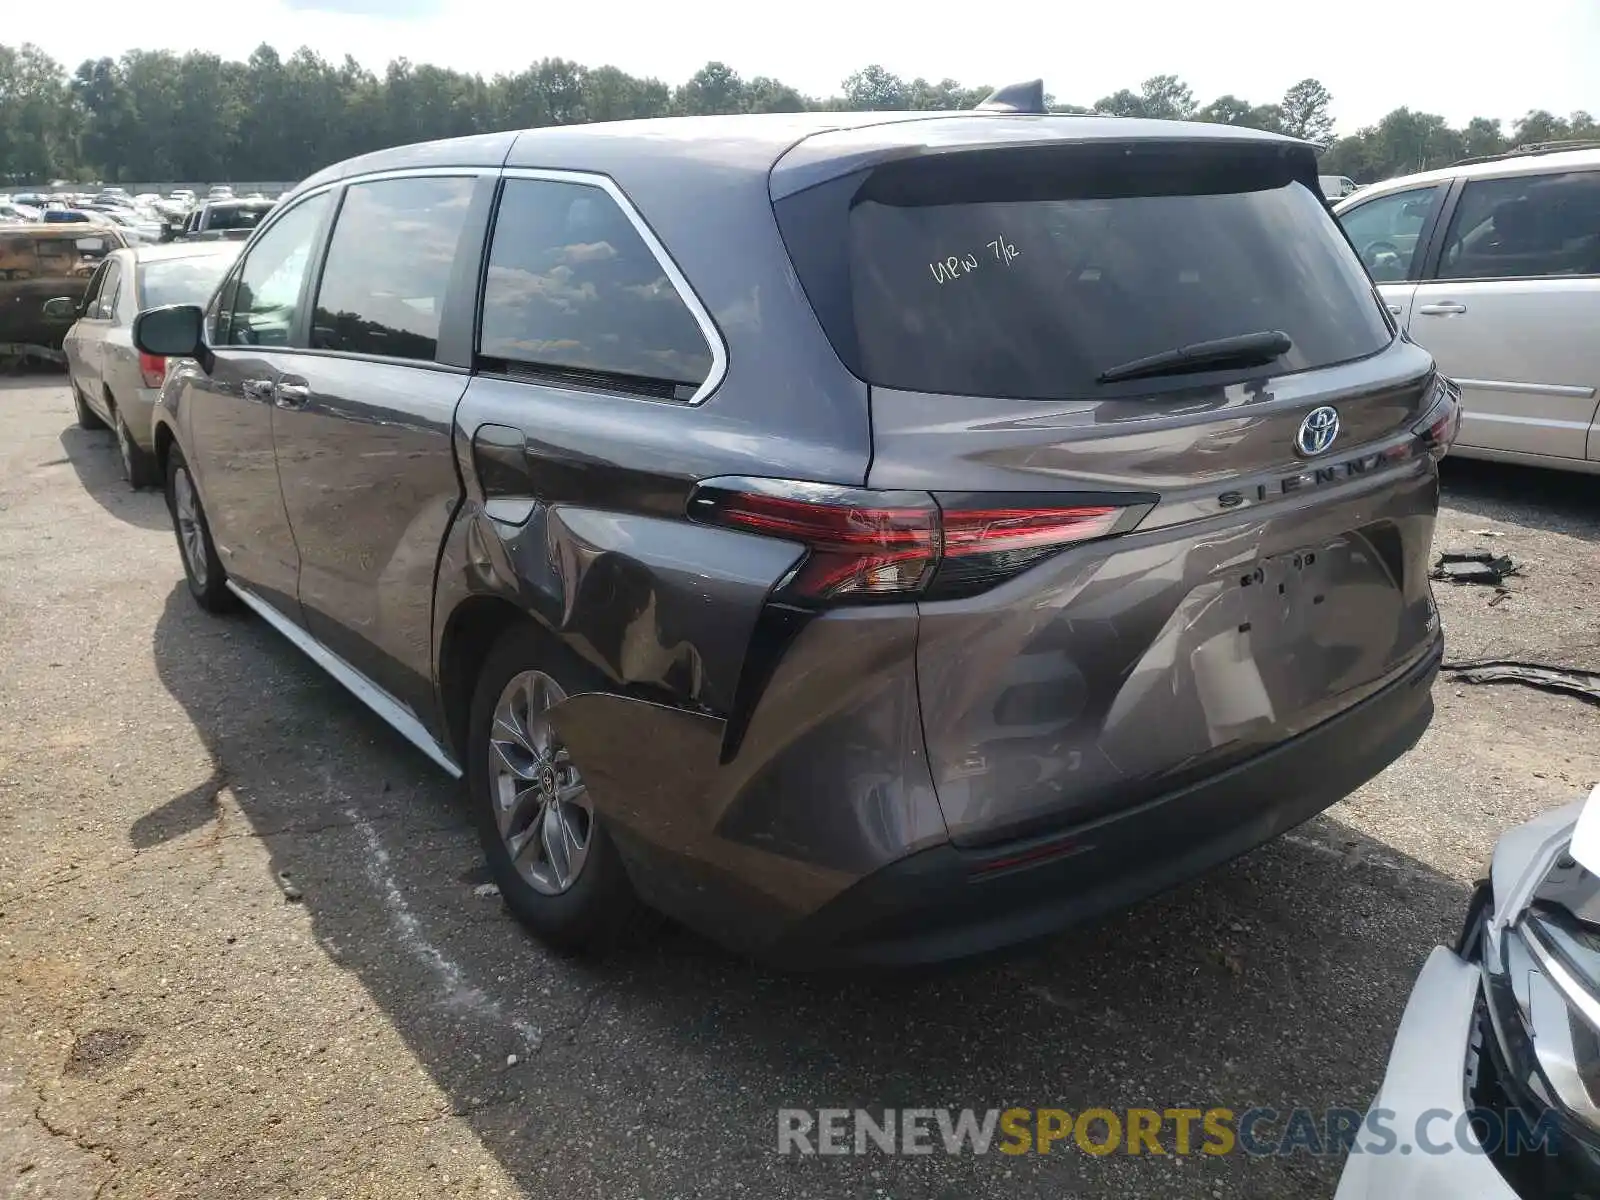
left=777, top=1106, right=1561, bottom=1158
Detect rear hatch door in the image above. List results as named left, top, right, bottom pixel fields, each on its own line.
left=774, top=126, right=1445, bottom=846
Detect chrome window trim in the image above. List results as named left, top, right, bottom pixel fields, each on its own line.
left=495, top=166, right=728, bottom=406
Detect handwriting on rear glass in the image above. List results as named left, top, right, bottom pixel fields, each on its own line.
left=928, top=235, right=1021, bottom=284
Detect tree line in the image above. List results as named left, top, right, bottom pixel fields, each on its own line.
left=1, top=41, right=1593, bottom=187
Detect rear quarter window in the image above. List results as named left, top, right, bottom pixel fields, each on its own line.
left=778, top=142, right=1395, bottom=400
left=478, top=178, right=714, bottom=400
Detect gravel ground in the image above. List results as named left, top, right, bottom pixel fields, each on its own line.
left=1, top=373, right=1596, bottom=1199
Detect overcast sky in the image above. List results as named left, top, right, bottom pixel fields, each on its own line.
left=24, top=0, right=1600, bottom=135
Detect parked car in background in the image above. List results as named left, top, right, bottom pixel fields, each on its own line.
left=169, top=198, right=275, bottom=243
left=89, top=207, right=162, bottom=244
left=1320, top=174, right=1359, bottom=200
left=0, top=202, right=40, bottom=223
left=0, top=226, right=126, bottom=355
left=132, top=104, right=1457, bottom=964
left=206, top=185, right=234, bottom=201
left=56, top=241, right=240, bottom=486
left=41, top=208, right=113, bottom=227
left=1335, top=144, right=1600, bottom=474
left=169, top=189, right=196, bottom=206
left=1337, top=784, right=1600, bottom=1199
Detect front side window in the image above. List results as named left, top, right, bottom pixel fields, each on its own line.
left=1437, top=170, right=1600, bottom=281
left=1337, top=186, right=1444, bottom=283
left=311, top=176, right=476, bottom=362
left=216, top=192, right=331, bottom=348
left=479, top=178, right=714, bottom=398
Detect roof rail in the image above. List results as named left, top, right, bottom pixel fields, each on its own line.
left=975, top=80, right=1047, bottom=115
left=1450, top=138, right=1600, bottom=167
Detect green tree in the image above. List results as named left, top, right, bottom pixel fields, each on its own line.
left=1460, top=117, right=1506, bottom=159
left=675, top=61, right=745, bottom=115
left=1512, top=109, right=1569, bottom=145
left=0, top=44, right=1591, bottom=189
left=1197, top=94, right=1284, bottom=132
left=72, top=57, right=137, bottom=181
left=1279, top=78, right=1335, bottom=144
left=0, top=44, right=80, bottom=183
left=1095, top=75, right=1195, bottom=121
left=742, top=76, right=806, bottom=113
left=842, top=64, right=908, bottom=111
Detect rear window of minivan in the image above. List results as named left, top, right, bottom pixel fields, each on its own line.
left=775, top=142, right=1393, bottom=400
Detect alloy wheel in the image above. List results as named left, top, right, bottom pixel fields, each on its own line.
left=172, top=467, right=208, bottom=589
left=488, top=670, right=593, bottom=895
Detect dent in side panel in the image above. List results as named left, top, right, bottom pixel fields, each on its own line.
left=547, top=605, right=947, bottom=949
left=435, top=497, right=801, bottom=717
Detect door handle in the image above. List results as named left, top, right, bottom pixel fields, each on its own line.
left=274, top=379, right=310, bottom=409
left=1416, top=302, right=1467, bottom=315
left=242, top=377, right=274, bottom=400
left=1385, top=304, right=1403, bottom=315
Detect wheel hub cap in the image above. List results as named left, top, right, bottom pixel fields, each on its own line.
left=173, top=468, right=207, bottom=588
left=488, top=669, right=593, bottom=896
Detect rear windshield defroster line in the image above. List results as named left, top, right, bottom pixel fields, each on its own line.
left=774, top=140, right=1394, bottom=401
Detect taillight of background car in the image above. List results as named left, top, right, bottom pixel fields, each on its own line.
left=138, top=351, right=166, bottom=389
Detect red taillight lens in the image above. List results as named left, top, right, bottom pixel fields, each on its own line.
left=689, top=479, right=1149, bottom=605
left=691, top=486, right=939, bottom=600
left=138, top=351, right=166, bottom=389
left=936, top=504, right=1124, bottom=597
left=1414, top=376, right=1462, bottom=462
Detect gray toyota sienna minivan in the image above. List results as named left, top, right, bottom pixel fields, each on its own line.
left=133, top=97, right=1459, bottom=966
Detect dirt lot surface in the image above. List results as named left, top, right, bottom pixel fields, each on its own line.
left=2, top=374, right=1596, bottom=1199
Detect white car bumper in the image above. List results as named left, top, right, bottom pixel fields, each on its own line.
left=1335, top=945, right=1520, bottom=1199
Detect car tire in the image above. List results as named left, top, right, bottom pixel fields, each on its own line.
left=164, top=448, right=235, bottom=613
left=111, top=401, right=157, bottom=489
left=467, top=622, right=648, bottom=955
left=72, top=383, right=105, bottom=431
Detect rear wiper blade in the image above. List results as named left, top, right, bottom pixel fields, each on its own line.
left=1096, top=330, right=1293, bottom=385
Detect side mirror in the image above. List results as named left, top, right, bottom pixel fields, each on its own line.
left=42, top=296, right=78, bottom=321
left=134, top=304, right=205, bottom=358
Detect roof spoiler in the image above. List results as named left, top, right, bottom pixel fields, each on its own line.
left=975, top=79, right=1046, bottom=115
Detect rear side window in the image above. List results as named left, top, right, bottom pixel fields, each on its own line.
left=312, top=177, right=476, bottom=362
left=94, top=258, right=122, bottom=319
left=209, top=206, right=270, bottom=233
left=138, top=254, right=236, bottom=310
left=33, top=236, right=109, bottom=279
left=0, top=235, right=43, bottom=279
left=1437, top=170, right=1600, bottom=281
left=479, top=178, right=713, bottom=399
left=777, top=143, right=1394, bottom=400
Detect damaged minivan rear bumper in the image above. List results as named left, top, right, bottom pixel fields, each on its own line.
left=755, top=632, right=1440, bottom=967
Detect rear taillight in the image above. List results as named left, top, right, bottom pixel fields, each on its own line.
left=138, top=351, right=166, bottom=389
left=692, top=486, right=939, bottom=600
left=688, top=478, right=1151, bottom=605
left=1414, top=375, right=1462, bottom=462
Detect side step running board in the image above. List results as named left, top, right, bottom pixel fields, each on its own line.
left=225, top=582, right=463, bottom=779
